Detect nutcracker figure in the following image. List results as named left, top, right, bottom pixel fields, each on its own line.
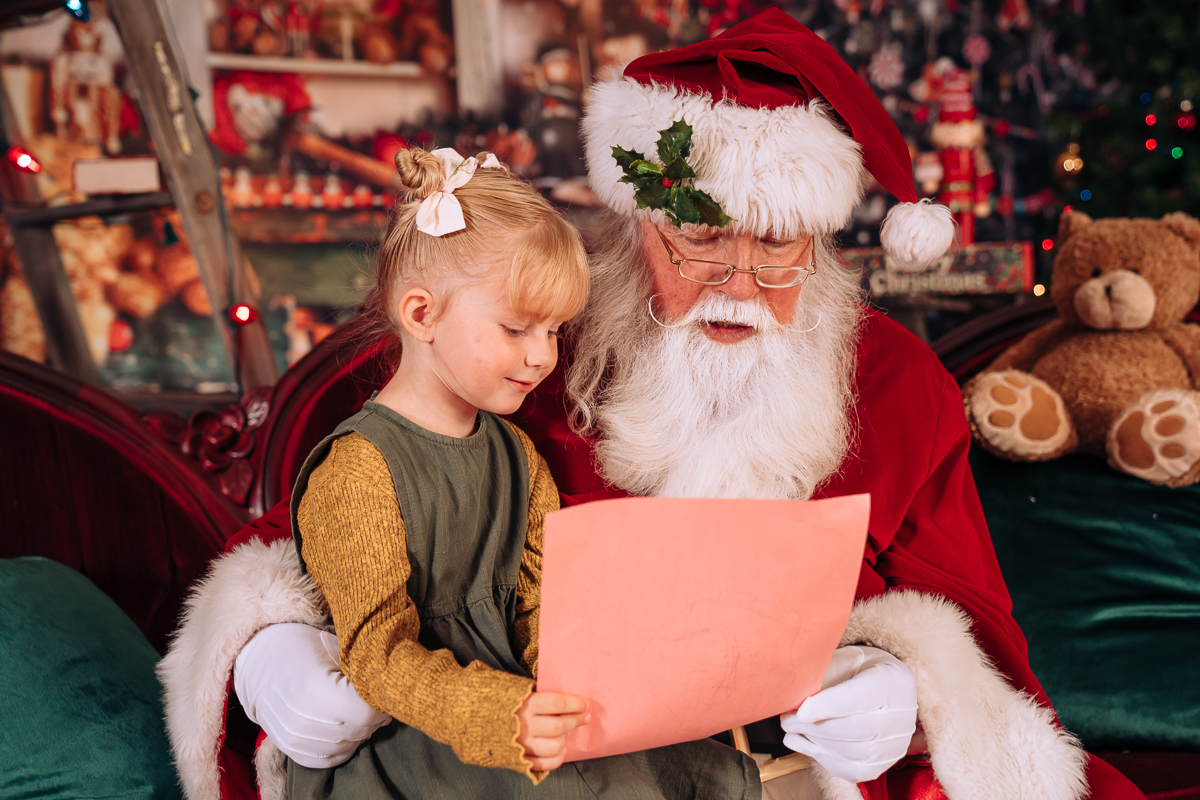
left=48, top=20, right=123, bottom=155
left=921, top=59, right=995, bottom=245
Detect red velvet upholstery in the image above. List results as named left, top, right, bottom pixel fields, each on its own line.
left=930, top=296, right=1058, bottom=384
left=0, top=350, right=247, bottom=653
left=251, top=318, right=394, bottom=515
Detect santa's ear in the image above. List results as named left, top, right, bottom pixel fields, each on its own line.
left=1161, top=212, right=1200, bottom=252
left=398, top=287, right=437, bottom=343
left=1057, top=209, right=1092, bottom=244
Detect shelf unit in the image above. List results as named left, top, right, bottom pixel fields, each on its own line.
left=0, top=0, right=279, bottom=391
left=207, top=52, right=425, bottom=78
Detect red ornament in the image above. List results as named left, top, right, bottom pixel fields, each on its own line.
left=662, top=178, right=674, bottom=187
left=109, top=319, right=134, bottom=352
left=913, top=105, right=930, bottom=124
left=962, top=34, right=991, bottom=67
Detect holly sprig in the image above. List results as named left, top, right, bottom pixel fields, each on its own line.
left=611, top=118, right=733, bottom=229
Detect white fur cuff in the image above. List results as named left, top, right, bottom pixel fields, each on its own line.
left=811, top=591, right=1088, bottom=800
left=157, top=538, right=325, bottom=800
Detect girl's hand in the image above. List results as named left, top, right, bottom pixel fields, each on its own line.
left=515, top=692, right=590, bottom=772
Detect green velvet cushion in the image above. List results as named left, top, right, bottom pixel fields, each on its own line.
left=0, top=557, right=183, bottom=799
left=972, top=449, right=1200, bottom=751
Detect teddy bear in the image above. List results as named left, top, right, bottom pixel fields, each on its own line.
left=963, top=210, right=1200, bottom=487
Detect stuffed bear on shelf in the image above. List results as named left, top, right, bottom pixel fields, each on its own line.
left=964, top=210, right=1200, bottom=487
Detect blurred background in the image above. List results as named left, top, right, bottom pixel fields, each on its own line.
left=0, top=0, right=1196, bottom=404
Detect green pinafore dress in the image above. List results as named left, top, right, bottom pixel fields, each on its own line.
left=288, top=398, right=760, bottom=800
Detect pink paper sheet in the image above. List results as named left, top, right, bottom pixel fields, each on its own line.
left=537, top=494, right=870, bottom=762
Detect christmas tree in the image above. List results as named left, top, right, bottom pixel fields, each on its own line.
left=1049, top=0, right=1200, bottom=220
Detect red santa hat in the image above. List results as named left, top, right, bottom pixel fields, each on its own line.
left=582, top=8, right=954, bottom=269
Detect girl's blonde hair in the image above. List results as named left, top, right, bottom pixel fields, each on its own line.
left=360, top=147, right=589, bottom=354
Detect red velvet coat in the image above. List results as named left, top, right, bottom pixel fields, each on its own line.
left=180, top=310, right=1141, bottom=800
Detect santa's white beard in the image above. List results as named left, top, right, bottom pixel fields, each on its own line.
left=591, top=290, right=860, bottom=501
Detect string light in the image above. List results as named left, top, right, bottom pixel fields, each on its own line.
left=1146, top=139, right=1158, bottom=150
left=6, top=146, right=41, bottom=173
left=62, top=0, right=90, bottom=21
left=1146, top=114, right=1157, bottom=125
left=1033, top=284, right=1046, bottom=297
left=1173, top=147, right=1184, bottom=158
left=1141, top=92, right=1152, bottom=104
left=1041, top=239, right=1054, bottom=250
left=228, top=304, right=258, bottom=325
left=1080, top=190, right=1093, bottom=201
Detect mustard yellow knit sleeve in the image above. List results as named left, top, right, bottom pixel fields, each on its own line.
left=297, top=433, right=538, bottom=779
left=504, top=422, right=560, bottom=681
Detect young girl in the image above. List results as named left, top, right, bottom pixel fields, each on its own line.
left=287, top=147, right=758, bottom=800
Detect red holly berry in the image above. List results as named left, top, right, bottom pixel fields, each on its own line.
left=662, top=178, right=674, bottom=187
left=109, top=319, right=133, bottom=353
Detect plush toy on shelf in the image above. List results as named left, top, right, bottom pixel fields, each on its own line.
left=964, top=211, right=1200, bottom=487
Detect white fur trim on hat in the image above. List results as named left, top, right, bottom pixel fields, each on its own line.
left=583, top=75, right=868, bottom=239
left=880, top=200, right=956, bottom=271
left=810, top=591, right=1088, bottom=800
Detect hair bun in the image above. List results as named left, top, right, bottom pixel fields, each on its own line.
left=394, top=147, right=443, bottom=201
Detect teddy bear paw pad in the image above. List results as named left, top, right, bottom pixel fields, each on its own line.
left=969, top=371, right=1073, bottom=458
left=1109, top=390, right=1200, bottom=484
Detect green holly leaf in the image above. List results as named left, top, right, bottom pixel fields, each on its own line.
left=610, top=117, right=732, bottom=230
left=656, top=119, right=694, bottom=166
left=693, top=189, right=734, bottom=228
left=633, top=181, right=670, bottom=211
left=630, top=159, right=664, bottom=176
left=670, top=188, right=701, bottom=225
left=611, top=145, right=645, bottom=172
left=662, top=157, right=696, bottom=182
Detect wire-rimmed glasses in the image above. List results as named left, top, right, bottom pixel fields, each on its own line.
left=655, top=228, right=817, bottom=289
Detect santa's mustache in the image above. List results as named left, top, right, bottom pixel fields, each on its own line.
left=650, top=292, right=786, bottom=331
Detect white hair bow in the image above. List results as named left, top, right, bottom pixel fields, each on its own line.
left=415, top=148, right=503, bottom=237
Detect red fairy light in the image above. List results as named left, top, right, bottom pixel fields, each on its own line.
left=229, top=303, right=258, bottom=325
left=6, top=146, right=41, bottom=174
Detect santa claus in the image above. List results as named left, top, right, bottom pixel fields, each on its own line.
left=159, top=10, right=1144, bottom=800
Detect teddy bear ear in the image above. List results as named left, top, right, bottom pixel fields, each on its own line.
left=1160, top=212, right=1200, bottom=252
left=1057, top=209, right=1092, bottom=243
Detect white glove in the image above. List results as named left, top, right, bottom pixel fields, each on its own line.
left=233, top=622, right=391, bottom=768
left=779, top=645, right=918, bottom=784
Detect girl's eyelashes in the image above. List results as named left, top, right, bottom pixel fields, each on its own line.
left=503, top=322, right=563, bottom=338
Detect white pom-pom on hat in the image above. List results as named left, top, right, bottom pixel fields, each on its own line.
left=880, top=199, right=956, bottom=271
